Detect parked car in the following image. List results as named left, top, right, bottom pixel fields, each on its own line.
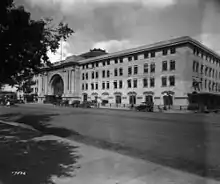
left=135, top=102, right=154, bottom=112
left=79, top=101, right=93, bottom=108
left=71, top=100, right=81, bottom=107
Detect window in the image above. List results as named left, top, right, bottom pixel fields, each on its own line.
left=107, top=70, right=110, bottom=77
left=162, top=61, right=167, bottom=71
left=86, top=73, right=88, bottom=80
left=169, top=76, right=175, bottom=86
left=102, top=61, right=106, bottom=66
left=170, top=47, right=176, bottom=54
left=144, top=63, right=148, bottom=73
left=119, top=68, right=123, bottom=76
left=196, top=62, right=199, bottom=72
left=128, top=56, right=132, bottom=61
left=150, top=63, right=155, bottom=73
left=162, top=49, right=167, bottom=55
left=143, top=78, right=148, bottom=88
left=107, top=60, right=110, bottom=65
left=96, top=71, right=99, bottom=78
left=150, top=52, right=155, bottom=58
left=115, top=59, right=118, bottom=64
left=102, top=70, right=105, bottom=78
left=91, top=83, right=94, bottom=90
left=96, top=83, right=98, bottom=90
left=102, top=82, right=105, bottom=89
left=144, top=52, right=148, bottom=59
left=82, top=65, right=85, bottom=69
left=85, top=83, right=88, bottom=90
left=150, top=78, right=155, bottom=87
left=128, top=67, right=132, bottom=75
left=107, top=82, right=110, bottom=89
left=134, top=65, right=138, bottom=75
left=133, top=79, right=137, bottom=88
left=170, top=60, right=175, bottom=71
left=86, top=64, right=89, bottom=69
left=114, top=81, right=117, bottom=89
left=161, top=76, right=167, bottom=87
left=120, top=58, right=123, bottom=63
left=119, top=80, right=123, bottom=88
left=96, top=62, right=99, bottom=67
left=127, top=79, right=131, bottom=88
left=82, top=73, right=85, bottom=80
left=204, top=79, right=207, bottom=89
left=209, top=68, right=212, bottom=77
left=82, top=84, right=84, bottom=90
left=114, top=68, right=118, bottom=76
left=134, top=55, right=138, bottom=60
left=193, top=61, right=196, bottom=72
left=92, top=63, right=95, bottom=68
left=200, top=64, right=204, bottom=74
left=92, top=72, right=94, bottom=79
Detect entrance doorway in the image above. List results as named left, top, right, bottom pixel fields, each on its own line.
left=129, top=95, right=136, bottom=105
left=163, top=95, right=173, bottom=106
left=115, top=95, right=122, bottom=104
left=83, top=94, right=88, bottom=102
left=145, top=95, right=153, bottom=103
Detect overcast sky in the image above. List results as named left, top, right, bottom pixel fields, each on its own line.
left=15, top=0, right=220, bottom=63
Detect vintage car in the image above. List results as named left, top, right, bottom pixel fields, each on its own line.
left=135, top=102, right=154, bottom=112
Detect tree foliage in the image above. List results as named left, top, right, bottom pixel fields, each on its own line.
left=0, top=0, right=74, bottom=87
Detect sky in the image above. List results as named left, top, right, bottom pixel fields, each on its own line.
left=15, top=0, right=220, bottom=63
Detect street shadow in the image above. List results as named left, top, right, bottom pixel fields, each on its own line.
left=0, top=122, right=81, bottom=184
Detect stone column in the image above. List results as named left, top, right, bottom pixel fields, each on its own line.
left=63, top=70, right=68, bottom=95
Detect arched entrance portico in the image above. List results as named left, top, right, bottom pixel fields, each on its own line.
left=143, top=91, right=154, bottom=103
left=128, top=91, right=137, bottom=105
left=50, top=74, right=64, bottom=97
left=162, top=91, right=174, bottom=108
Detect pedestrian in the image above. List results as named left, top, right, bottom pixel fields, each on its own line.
left=6, top=100, right=11, bottom=108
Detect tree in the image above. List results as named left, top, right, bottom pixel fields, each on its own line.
left=0, top=0, right=74, bottom=87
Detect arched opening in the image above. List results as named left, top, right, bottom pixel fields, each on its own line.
left=50, top=74, right=64, bottom=97
left=163, top=95, right=173, bottom=106
left=114, top=92, right=122, bottom=104
left=82, top=93, right=88, bottom=102
left=128, top=92, right=137, bottom=105
left=145, top=95, right=153, bottom=103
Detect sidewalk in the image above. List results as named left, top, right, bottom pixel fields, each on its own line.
left=0, top=120, right=219, bottom=184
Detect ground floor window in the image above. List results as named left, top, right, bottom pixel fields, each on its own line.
left=163, top=95, right=173, bottom=106
left=145, top=95, right=153, bottom=103
left=115, top=95, right=122, bottom=104
left=83, top=94, right=88, bottom=102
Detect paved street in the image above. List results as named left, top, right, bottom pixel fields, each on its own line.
left=0, top=104, right=220, bottom=181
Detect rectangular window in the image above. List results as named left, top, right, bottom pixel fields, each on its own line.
left=96, top=83, right=98, bottom=90
left=86, top=73, right=88, bottom=80
left=119, top=68, right=123, bottom=76
left=102, top=82, right=105, bottom=89
left=150, top=78, right=155, bottom=87
left=92, top=72, right=94, bottom=79
left=128, top=56, right=132, bottom=61
left=162, top=61, right=167, bottom=71
left=107, top=70, right=110, bottom=78
left=150, top=63, right=155, bottom=73
left=82, top=84, right=84, bottom=90
left=170, top=60, right=176, bottom=71
left=169, top=76, right=175, bottom=86
left=120, top=58, right=123, bottom=63
left=144, top=52, right=148, bottom=59
left=96, top=71, right=99, bottom=78
left=134, top=55, right=138, bottom=60
left=133, top=79, right=137, bottom=88
left=170, top=47, right=176, bottom=54
left=115, top=59, right=118, bottom=64
left=82, top=65, right=85, bottom=69
left=161, top=76, right=167, bottom=87
left=119, top=80, right=123, bottom=88
left=96, top=62, right=99, bottom=67
left=102, top=61, right=106, bottom=66
left=128, top=67, right=132, bottom=75
left=200, top=64, right=204, bottom=74
left=86, top=64, right=89, bottom=69
left=107, top=82, right=110, bottom=89
left=102, top=70, right=105, bottom=78
left=150, top=52, right=155, bottom=58
left=86, top=83, right=88, bottom=90
left=193, top=61, right=196, bottom=72
left=127, top=79, right=131, bottom=88
left=82, top=73, right=85, bottom=80
left=114, top=68, right=118, bottom=76
left=107, top=60, right=110, bottom=65
left=134, top=65, right=138, bottom=75
left=144, top=63, right=148, bottom=73
left=91, top=83, right=94, bottom=90
left=162, top=49, right=167, bottom=55
left=114, top=81, right=117, bottom=89
left=143, top=78, right=148, bottom=88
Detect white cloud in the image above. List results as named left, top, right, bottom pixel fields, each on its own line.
left=47, top=41, right=73, bottom=62
left=93, top=39, right=140, bottom=53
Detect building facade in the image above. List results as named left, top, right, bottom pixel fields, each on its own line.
left=36, top=36, right=220, bottom=107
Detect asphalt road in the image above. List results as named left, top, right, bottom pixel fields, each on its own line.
left=0, top=104, right=220, bottom=179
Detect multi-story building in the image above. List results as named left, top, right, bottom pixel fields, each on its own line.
left=36, top=36, right=220, bottom=107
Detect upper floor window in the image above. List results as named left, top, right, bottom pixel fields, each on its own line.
left=134, top=54, right=138, bottom=60
left=85, top=83, right=88, bottom=90
left=128, top=66, right=132, bottom=75
left=96, top=71, right=99, bottom=78
left=102, top=61, right=106, bottom=66
left=144, top=52, right=148, bottom=59
left=150, top=63, right=155, bottom=73
left=92, top=72, right=94, bottom=79
left=115, top=59, right=118, bottom=64
left=144, top=63, right=148, bottom=73
left=82, top=84, right=84, bottom=90
left=134, top=65, right=138, bottom=75
left=102, top=82, right=105, bottom=89
left=107, top=60, right=110, bottom=65
left=86, top=64, right=89, bottom=69
left=107, top=81, right=110, bottom=89
left=161, top=76, right=167, bottom=87
left=114, top=68, right=118, bottom=76
left=85, top=73, right=88, bottom=80
left=96, top=62, right=99, bottom=67
left=169, top=76, right=175, bottom=86
left=96, top=83, right=98, bottom=90
left=162, top=61, right=167, bottom=71
left=119, top=80, right=123, bottom=89
left=143, top=78, right=148, bottom=88
left=102, top=70, right=105, bottom=78
left=107, top=70, right=110, bottom=78
left=170, top=60, right=176, bottom=71
left=162, top=49, right=167, bottom=56
left=127, top=79, right=131, bottom=88
left=133, top=79, right=137, bottom=88
left=150, top=77, right=155, bottom=87
left=92, top=63, right=95, bottom=68
left=120, top=58, right=123, bottom=63
left=128, top=56, right=132, bottom=62
left=150, top=52, right=155, bottom=58
left=170, top=47, right=176, bottom=54
left=114, top=81, right=117, bottom=89
left=200, top=64, right=204, bottom=74
left=82, top=65, right=85, bottom=69
left=82, top=73, right=85, bottom=80
left=119, top=68, right=123, bottom=76
left=91, top=83, right=94, bottom=90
